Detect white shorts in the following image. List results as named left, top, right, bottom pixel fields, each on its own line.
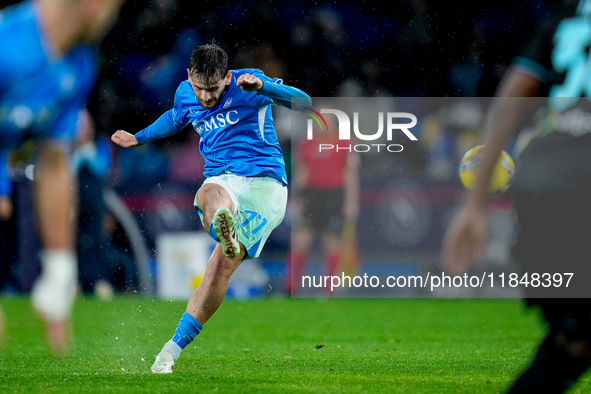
left=194, top=173, right=288, bottom=259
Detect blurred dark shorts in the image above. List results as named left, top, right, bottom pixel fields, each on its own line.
left=299, top=188, right=344, bottom=233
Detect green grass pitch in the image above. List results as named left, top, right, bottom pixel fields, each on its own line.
left=1, top=297, right=590, bottom=393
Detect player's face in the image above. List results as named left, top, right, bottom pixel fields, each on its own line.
left=188, top=70, right=232, bottom=109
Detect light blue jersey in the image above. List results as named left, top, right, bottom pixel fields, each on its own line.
left=134, top=68, right=311, bottom=185
left=0, top=0, right=97, bottom=151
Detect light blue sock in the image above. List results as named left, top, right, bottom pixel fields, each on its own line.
left=172, top=312, right=204, bottom=350
left=209, top=221, right=220, bottom=242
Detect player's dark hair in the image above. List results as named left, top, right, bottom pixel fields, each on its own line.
left=188, top=43, right=229, bottom=86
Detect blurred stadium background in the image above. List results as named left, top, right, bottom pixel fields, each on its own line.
left=0, top=0, right=553, bottom=299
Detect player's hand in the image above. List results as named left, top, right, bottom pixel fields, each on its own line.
left=441, top=204, right=487, bottom=276
left=237, top=74, right=263, bottom=92
left=111, top=130, right=139, bottom=148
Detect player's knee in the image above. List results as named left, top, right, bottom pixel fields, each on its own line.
left=197, top=185, right=234, bottom=223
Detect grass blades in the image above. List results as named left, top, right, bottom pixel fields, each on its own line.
left=1, top=297, right=589, bottom=393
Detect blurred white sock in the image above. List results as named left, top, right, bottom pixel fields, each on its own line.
left=31, top=250, right=78, bottom=322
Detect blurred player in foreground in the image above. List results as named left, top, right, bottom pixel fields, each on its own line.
left=0, top=0, right=124, bottom=354
left=443, top=0, right=591, bottom=392
left=111, top=43, right=311, bottom=373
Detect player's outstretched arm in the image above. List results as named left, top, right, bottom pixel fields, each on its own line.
left=111, top=130, right=139, bottom=148
left=115, top=108, right=188, bottom=147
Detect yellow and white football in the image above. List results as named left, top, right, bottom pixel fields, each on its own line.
left=459, top=145, right=515, bottom=197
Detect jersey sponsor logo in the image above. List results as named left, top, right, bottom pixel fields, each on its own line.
left=193, top=110, right=240, bottom=135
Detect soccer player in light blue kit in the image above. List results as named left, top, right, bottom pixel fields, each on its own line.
left=0, top=0, right=124, bottom=354
left=112, top=43, right=311, bottom=373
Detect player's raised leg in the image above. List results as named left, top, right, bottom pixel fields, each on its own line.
left=196, top=183, right=240, bottom=258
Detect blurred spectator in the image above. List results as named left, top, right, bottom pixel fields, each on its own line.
left=289, top=5, right=353, bottom=96
left=232, top=42, right=287, bottom=81
left=117, top=24, right=200, bottom=114
left=335, top=58, right=394, bottom=97
left=116, top=141, right=170, bottom=186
